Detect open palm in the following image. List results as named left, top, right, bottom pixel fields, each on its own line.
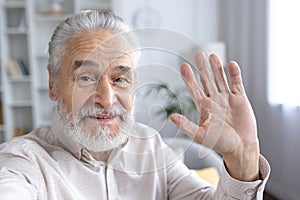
left=170, top=52, right=260, bottom=181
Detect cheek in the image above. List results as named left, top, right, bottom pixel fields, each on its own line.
left=71, top=87, right=92, bottom=113
left=60, top=84, right=91, bottom=114
left=58, top=84, right=72, bottom=112
left=117, top=88, right=135, bottom=112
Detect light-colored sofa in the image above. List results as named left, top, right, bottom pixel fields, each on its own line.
left=162, top=137, right=223, bottom=173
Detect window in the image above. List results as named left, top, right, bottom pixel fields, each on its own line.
left=268, top=0, right=300, bottom=106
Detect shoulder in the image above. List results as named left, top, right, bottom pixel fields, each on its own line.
left=1, top=127, right=51, bottom=151
left=0, top=129, right=52, bottom=194
left=0, top=127, right=54, bottom=166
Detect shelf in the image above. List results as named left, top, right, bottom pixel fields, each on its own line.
left=10, top=100, right=32, bottom=107
left=0, top=128, right=5, bottom=143
left=9, top=76, right=31, bottom=82
left=1, top=0, right=112, bottom=142
left=5, top=27, right=28, bottom=35
left=0, top=125, right=6, bottom=132
left=3, top=1, right=26, bottom=8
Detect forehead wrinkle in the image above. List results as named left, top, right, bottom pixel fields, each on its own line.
left=66, top=31, right=114, bottom=60
left=68, top=39, right=98, bottom=58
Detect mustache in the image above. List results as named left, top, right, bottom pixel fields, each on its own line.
left=75, top=104, right=128, bottom=121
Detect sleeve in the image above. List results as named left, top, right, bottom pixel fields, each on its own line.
left=167, top=155, right=270, bottom=200
left=215, top=155, right=270, bottom=200
left=0, top=167, right=38, bottom=200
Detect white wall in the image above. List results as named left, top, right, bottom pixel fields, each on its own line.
left=112, top=0, right=219, bottom=42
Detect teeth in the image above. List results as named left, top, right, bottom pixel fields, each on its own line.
left=89, top=113, right=114, bottom=119
left=96, top=115, right=112, bottom=119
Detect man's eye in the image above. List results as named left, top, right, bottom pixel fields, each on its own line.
left=79, top=76, right=93, bottom=82
left=115, top=78, right=126, bottom=83
left=76, top=75, right=96, bottom=87
left=113, top=77, right=130, bottom=88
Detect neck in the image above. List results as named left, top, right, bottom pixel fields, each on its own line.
left=89, top=150, right=113, bottom=163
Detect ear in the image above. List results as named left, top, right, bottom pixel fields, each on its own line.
left=48, top=65, right=58, bottom=101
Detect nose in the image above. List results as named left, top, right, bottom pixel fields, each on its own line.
left=93, top=77, right=115, bottom=108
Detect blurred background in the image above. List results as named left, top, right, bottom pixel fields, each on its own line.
left=1, top=0, right=300, bottom=199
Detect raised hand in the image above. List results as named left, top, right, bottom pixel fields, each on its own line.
left=170, top=52, right=260, bottom=181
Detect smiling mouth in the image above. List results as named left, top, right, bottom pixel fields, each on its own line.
left=89, top=114, right=116, bottom=122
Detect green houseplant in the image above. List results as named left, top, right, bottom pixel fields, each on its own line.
left=142, top=82, right=199, bottom=123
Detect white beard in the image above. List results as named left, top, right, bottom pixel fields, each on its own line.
left=55, top=103, right=134, bottom=152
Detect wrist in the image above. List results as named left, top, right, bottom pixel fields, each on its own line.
left=223, top=144, right=260, bottom=181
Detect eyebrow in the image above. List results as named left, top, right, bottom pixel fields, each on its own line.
left=73, top=60, right=99, bottom=70
left=114, top=65, right=132, bottom=73
left=73, top=60, right=133, bottom=74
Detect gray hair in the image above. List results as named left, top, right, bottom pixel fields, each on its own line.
left=48, top=9, right=133, bottom=86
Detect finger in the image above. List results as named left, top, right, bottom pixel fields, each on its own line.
left=170, top=114, right=205, bottom=144
left=180, top=63, right=205, bottom=111
left=228, top=61, right=246, bottom=94
left=195, top=52, right=218, bottom=96
left=209, top=54, right=230, bottom=93
left=171, top=113, right=224, bottom=151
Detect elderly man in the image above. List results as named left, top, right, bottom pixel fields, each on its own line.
left=0, top=10, right=269, bottom=199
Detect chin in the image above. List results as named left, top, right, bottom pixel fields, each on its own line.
left=82, top=119, right=120, bottom=138
left=71, top=118, right=132, bottom=152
